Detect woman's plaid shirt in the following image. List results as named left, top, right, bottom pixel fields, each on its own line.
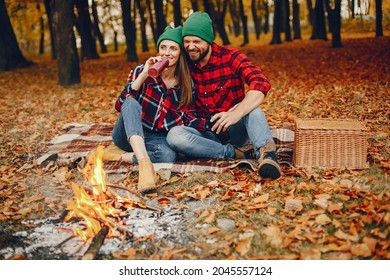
left=115, top=64, right=204, bottom=132
left=189, top=43, right=271, bottom=118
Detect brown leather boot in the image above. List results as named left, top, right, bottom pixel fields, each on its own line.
left=257, top=140, right=281, bottom=179
left=137, top=158, right=158, bottom=193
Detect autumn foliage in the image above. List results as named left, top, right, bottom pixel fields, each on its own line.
left=0, top=35, right=389, bottom=260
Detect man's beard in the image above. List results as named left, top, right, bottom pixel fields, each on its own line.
left=187, top=46, right=210, bottom=63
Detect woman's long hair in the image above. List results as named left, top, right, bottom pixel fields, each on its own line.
left=174, top=51, right=192, bottom=108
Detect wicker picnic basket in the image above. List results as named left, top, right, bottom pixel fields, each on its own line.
left=293, top=118, right=368, bottom=169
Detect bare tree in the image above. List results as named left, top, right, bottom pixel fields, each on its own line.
left=135, top=0, right=149, bottom=52
left=325, top=0, right=342, bottom=47
left=51, top=0, right=80, bottom=85
left=0, top=0, right=31, bottom=71
left=283, top=0, right=292, bottom=42
left=292, top=0, right=301, bottom=39
left=239, top=0, right=249, bottom=46
left=271, top=0, right=283, bottom=44
left=173, top=0, right=182, bottom=26
left=91, top=0, right=107, bottom=53
left=251, top=0, right=262, bottom=40
left=229, top=0, right=241, bottom=37
left=154, top=0, right=167, bottom=38
left=204, top=0, right=230, bottom=45
left=121, top=0, right=138, bottom=61
left=375, top=0, right=383, bottom=37
left=310, top=0, right=327, bottom=41
left=44, top=0, right=56, bottom=59
left=75, top=0, right=99, bottom=59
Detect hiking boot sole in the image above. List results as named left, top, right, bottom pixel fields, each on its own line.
left=258, top=159, right=281, bottom=179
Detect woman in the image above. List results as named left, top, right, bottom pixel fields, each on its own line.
left=112, top=26, right=200, bottom=193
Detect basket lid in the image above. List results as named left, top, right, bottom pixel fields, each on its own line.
left=295, top=118, right=367, bottom=131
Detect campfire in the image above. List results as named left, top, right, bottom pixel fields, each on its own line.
left=63, top=146, right=140, bottom=259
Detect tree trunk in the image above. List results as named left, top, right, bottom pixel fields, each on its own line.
left=191, top=0, right=199, bottom=11
left=0, top=0, right=31, bottom=71
left=173, top=0, right=182, bottom=26
left=292, top=0, right=301, bottom=39
left=375, top=0, right=383, bottom=37
left=91, top=0, right=107, bottom=53
left=75, top=0, right=99, bottom=59
left=306, top=0, right=314, bottom=25
left=135, top=0, right=149, bottom=52
left=325, top=0, right=342, bottom=47
left=263, top=1, right=269, bottom=34
left=154, top=0, right=166, bottom=39
left=251, top=0, right=261, bottom=40
left=51, top=0, right=80, bottom=85
left=205, top=0, right=230, bottom=45
left=271, top=0, right=282, bottom=44
left=310, top=0, right=327, bottom=41
left=37, top=2, right=45, bottom=55
left=283, top=0, right=292, bottom=42
left=121, top=0, right=138, bottom=61
left=146, top=0, right=157, bottom=44
left=239, top=0, right=249, bottom=46
left=229, top=0, right=241, bottom=37
left=44, top=0, right=56, bottom=59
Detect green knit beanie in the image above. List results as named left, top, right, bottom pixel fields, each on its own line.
left=156, top=26, right=183, bottom=50
left=182, top=12, right=214, bottom=44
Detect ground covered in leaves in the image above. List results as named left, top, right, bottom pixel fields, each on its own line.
left=0, top=33, right=389, bottom=260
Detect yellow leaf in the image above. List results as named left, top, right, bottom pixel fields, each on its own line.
left=252, top=193, right=269, bottom=203
left=262, top=225, right=283, bottom=248
left=235, top=231, right=255, bottom=256
left=351, top=243, right=371, bottom=257
left=208, top=227, right=220, bottom=234
left=315, top=214, right=332, bottom=225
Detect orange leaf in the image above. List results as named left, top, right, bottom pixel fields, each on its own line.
left=157, top=197, right=171, bottom=205
left=208, top=227, right=220, bottom=234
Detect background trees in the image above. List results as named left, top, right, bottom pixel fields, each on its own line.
left=1, top=0, right=388, bottom=84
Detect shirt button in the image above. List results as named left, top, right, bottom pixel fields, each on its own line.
left=204, top=92, right=207, bottom=95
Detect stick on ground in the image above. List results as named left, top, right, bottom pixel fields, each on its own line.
left=81, top=225, right=109, bottom=260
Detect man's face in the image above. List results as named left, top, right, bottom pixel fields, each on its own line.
left=183, top=36, right=210, bottom=63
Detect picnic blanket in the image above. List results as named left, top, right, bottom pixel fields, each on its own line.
left=37, top=123, right=294, bottom=174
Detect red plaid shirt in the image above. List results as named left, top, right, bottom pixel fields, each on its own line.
left=189, top=43, right=271, bottom=118
left=115, top=65, right=205, bottom=132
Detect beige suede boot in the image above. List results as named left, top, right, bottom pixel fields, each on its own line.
left=137, top=158, right=158, bottom=193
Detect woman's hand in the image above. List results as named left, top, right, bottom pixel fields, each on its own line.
left=143, top=56, right=163, bottom=76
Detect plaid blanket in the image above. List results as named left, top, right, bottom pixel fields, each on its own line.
left=37, top=123, right=294, bottom=174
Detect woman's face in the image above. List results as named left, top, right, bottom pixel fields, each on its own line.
left=158, top=40, right=181, bottom=67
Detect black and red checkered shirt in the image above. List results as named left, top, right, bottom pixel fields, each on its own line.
left=115, top=64, right=205, bottom=132
left=189, top=43, right=271, bottom=118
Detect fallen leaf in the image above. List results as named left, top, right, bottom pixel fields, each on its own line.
left=208, top=227, right=220, bottom=234
left=351, top=243, right=371, bottom=257
left=315, top=214, right=332, bottom=225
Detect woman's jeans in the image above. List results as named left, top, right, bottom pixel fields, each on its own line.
left=111, top=98, right=177, bottom=163
left=166, top=107, right=274, bottom=159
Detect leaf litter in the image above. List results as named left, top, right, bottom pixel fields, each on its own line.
left=0, top=35, right=389, bottom=260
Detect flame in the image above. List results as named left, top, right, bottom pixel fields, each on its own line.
left=64, top=146, right=135, bottom=241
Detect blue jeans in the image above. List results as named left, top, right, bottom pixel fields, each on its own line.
left=111, top=97, right=177, bottom=163
left=166, top=107, right=274, bottom=159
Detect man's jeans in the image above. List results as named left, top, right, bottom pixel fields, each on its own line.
left=166, top=107, right=274, bottom=159
left=111, top=98, right=177, bottom=163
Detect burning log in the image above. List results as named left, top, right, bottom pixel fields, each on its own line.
left=81, top=225, right=109, bottom=260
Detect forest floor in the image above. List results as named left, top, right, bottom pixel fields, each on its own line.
left=0, top=33, right=389, bottom=260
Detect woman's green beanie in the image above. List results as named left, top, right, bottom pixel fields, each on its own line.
left=156, top=26, right=183, bottom=49
left=182, top=12, right=214, bottom=44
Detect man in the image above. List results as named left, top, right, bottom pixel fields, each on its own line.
left=166, top=12, right=281, bottom=179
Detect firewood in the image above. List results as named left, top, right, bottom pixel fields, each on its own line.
left=81, top=225, right=109, bottom=260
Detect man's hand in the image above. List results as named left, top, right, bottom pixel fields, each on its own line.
left=210, top=105, right=241, bottom=134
